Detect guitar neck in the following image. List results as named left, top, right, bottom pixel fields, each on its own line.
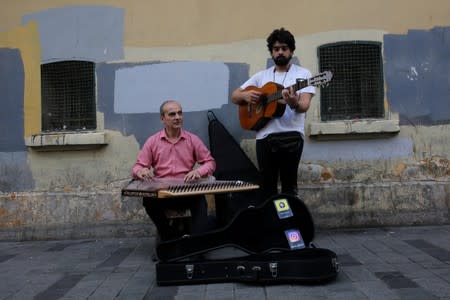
left=267, top=79, right=308, bottom=103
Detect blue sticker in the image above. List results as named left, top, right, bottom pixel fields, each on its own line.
left=284, top=229, right=305, bottom=249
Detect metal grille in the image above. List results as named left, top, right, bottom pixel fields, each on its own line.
left=41, top=61, right=96, bottom=131
left=318, top=42, right=384, bottom=121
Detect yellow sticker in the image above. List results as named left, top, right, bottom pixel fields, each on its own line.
left=274, top=198, right=290, bottom=212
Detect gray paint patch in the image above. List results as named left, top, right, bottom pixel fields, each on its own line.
left=0, top=152, right=34, bottom=191
left=303, top=137, right=413, bottom=161
left=114, top=61, right=229, bottom=113
left=0, top=48, right=25, bottom=152
left=384, top=27, right=450, bottom=125
left=22, top=5, right=124, bottom=62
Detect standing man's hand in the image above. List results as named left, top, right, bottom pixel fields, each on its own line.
left=184, top=170, right=201, bottom=182
left=282, top=86, right=299, bottom=109
left=244, top=90, right=262, bottom=105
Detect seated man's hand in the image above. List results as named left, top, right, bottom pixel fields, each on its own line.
left=136, top=168, right=153, bottom=181
left=184, top=170, right=201, bottom=182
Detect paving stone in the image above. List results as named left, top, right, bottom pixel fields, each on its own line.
left=412, top=275, right=450, bottom=298
left=34, top=273, right=85, bottom=300
left=395, top=287, right=441, bottom=300
left=391, top=262, right=434, bottom=279
left=205, top=282, right=235, bottom=299
left=342, top=265, right=380, bottom=282
left=374, top=271, right=419, bottom=289
left=338, top=253, right=363, bottom=266
left=233, top=283, right=265, bottom=300
left=1, top=226, right=450, bottom=299
left=353, top=280, right=401, bottom=300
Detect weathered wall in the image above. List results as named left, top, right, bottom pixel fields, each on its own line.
left=0, top=0, right=449, bottom=240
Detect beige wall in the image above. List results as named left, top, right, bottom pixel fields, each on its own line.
left=3, top=0, right=450, bottom=46
left=1, top=0, right=449, bottom=239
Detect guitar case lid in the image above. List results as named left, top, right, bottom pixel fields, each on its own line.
left=156, top=193, right=315, bottom=262
left=207, top=110, right=264, bottom=225
left=207, top=110, right=261, bottom=183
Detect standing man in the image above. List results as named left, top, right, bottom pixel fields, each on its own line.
left=231, top=28, right=315, bottom=199
left=132, top=100, right=216, bottom=241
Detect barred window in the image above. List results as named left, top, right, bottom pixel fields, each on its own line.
left=318, top=42, right=384, bottom=121
left=41, top=61, right=96, bottom=132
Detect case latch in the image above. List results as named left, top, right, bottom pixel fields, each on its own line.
left=269, top=262, right=278, bottom=278
left=332, top=257, right=340, bottom=272
left=236, top=265, right=246, bottom=275
left=185, top=264, right=194, bottom=279
left=251, top=265, right=262, bottom=280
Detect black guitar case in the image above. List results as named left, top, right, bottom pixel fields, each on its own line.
left=156, top=247, right=338, bottom=285
left=207, top=111, right=263, bottom=226
left=156, top=193, right=339, bottom=285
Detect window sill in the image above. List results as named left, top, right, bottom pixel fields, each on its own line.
left=24, top=131, right=108, bottom=151
left=307, top=119, right=400, bottom=140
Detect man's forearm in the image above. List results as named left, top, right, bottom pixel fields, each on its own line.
left=231, top=88, right=245, bottom=104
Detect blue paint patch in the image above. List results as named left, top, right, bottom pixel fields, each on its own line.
left=0, top=48, right=25, bottom=152
left=114, top=61, right=229, bottom=113
left=97, top=62, right=248, bottom=148
left=22, top=6, right=124, bottom=62
left=303, top=137, right=413, bottom=161
left=384, top=27, right=450, bottom=125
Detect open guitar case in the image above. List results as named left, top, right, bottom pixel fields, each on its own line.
left=155, top=111, right=339, bottom=285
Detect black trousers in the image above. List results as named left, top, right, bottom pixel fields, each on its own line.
left=143, top=195, right=209, bottom=241
left=256, top=132, right=304, bottom=199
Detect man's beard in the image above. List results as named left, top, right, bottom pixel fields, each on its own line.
left=274, top=55, right=291, bottom=66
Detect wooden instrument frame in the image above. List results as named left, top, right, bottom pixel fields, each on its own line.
left=121, top=178, right=260, bottom=198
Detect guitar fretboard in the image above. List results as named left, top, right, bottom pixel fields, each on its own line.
left=267, top=79, right=307, bottom=102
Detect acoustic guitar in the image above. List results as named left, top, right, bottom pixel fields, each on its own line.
left=238, top=71, right=333, bottom=131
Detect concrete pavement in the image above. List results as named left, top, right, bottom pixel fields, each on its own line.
left=1, top=225, right=449, bottom=299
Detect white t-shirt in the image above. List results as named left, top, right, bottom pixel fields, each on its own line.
left=240, top=64, right=316, bottom=140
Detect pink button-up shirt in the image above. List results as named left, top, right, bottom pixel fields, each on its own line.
left=131, top=129, right=216, bottom=179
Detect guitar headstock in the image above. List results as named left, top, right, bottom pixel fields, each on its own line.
left=307, top=70, right=333, bottom=87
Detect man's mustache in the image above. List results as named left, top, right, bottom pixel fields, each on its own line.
left=274, top=55, right=291, bottom=66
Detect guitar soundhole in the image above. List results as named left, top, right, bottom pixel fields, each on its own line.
left=255, top=95, right=268, bottom=114
left=260, top=95, right=268, bottom=105
left=255, top=103, right=264, bottom=114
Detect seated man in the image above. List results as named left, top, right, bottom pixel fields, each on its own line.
left=131, top=100, right=216, bottom=241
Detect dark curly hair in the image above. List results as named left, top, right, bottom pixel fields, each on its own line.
left=266, top=27, right=296, bottom=53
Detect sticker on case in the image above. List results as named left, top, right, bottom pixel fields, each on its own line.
left=284, top=229, right=305, bottom=249
left=274, top=198, right=293, bottom=219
